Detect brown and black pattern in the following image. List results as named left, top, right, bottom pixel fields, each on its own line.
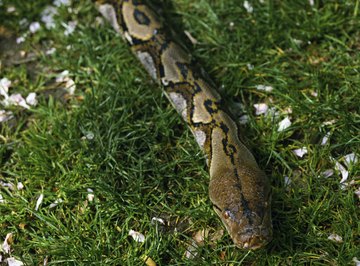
left=96, top=0, right=272, bottom=249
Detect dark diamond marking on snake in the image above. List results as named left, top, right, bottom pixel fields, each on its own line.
left=176, top=62, right=188, bottom=79
left=134, top=9, right=150, bottom=25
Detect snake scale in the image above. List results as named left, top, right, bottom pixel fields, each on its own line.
left=95, top=0, right=272, bottom=249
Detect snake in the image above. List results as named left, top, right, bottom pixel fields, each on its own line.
left=95, top=0, right=272, bottom=249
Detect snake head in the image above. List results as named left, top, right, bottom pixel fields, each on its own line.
left=209, top=166, right=272, bottom=250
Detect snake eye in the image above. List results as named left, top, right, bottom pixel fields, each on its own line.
left=223, top=210, right=231, bottom=220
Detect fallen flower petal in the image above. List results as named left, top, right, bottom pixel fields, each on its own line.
left=26, top=92, right=38, bottom=106
left=353, top=257, right=360, bottom=266
left=323, top=119, right=336, bottom=125
left=278, top=117, right=291, bottom=132
left=0, top=181, right=15, bottom=190
left=243, top=0, right=253, bottom=13
left=0, top=110, right=14, bottom=122
left=247, top=63, right=254, bottom=70
left=17, top=182, right=24, bottom=190
left=55, top=70, right=70, bottom=83
left=128, top=229, right=145, bottom=243
left=253, top=103, right=268, bottom=115
left=35, top=193, right=44, bottom=211
left=1, top=233, right=13, bottom=254
left=5, top=94, right=30, bottom=109
left=6, top=257, right=24, bottom=266
left=0, top=193, right=4, bottom=203
left=46, top=47, right=56, bottom=55
left=41, top=6, right=58, bottom=29
left=334, top=161, right=348, bottom=184
left=49, top=198, right=63, bottom=208
left=63, top=21, right=77, bottom=36
left=327, top=233, right=343, bottom=243
left=343, top=153, right=358, bottom=167
left=321, top=132, right=330, bottom=145
left=16, top=35, right=26, bottom=44
left=54, top=0, right=71, bottom=7
left=65, top=78, right=76, bottom=95
left=151, top=217, right=165, bottom=225
left=321, top=169, right=334, bottom=178
left=293, top=147, right=308, bottom=158
left=29, top=22, right=41, bottom=33
left=0, top=78, right=11, bottom=94
left=255, top=84, right=273, bottom=92
left=284, top=176, right=291, bottom=186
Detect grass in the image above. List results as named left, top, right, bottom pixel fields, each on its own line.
left=0, top=0, right=359, bottom=265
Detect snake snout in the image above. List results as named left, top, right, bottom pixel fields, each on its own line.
left=233, top=227, right=272, bottom=250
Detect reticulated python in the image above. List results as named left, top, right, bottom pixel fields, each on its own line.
left=96, top=0, right=272, bottom=249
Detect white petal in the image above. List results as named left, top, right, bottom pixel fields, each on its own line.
left=128, top=229, right=145, bottom=243
left=253, top=103, right=268, bottom=115
left=5, top=94, right=30, bottom=109
left=35, top=193, right=44, bottom=211
left=7, top=6, right=16, bottom=13
left=0, top=78, right=11, bottom=93
left=278, top=117, right=291, bottom=132
left=55, top=70, right=70, bottom=83
left=49, top=198, right=63, bottom=208
left=292, top=147, right=308, bottom=158
left=284, top=176, right=291, bottom=186
left=327, top=233, right=343, bottom=243
left=17, top=182, right=24, bottom=190
left=309, top=0, right=314, bottom=6
left=6, top=257, right=24, bottom=266
left=41, top=6, right=58, bottom=29
left=65, top=78, right=76, bottom=95
left=16, top=36, right=26, bottom=44
left=84, top=131, right=94, bottom=140
left=310, top=90, right=318, bottom=97
left=255, top=84, right=273, bottom=92
left=87, top=194, right=94, bottom=202
left=54, top=0, right=71, bottom=7
left=246, top=63, right=254, bottom=70
left=334, top=161, right=348, bottom=184
left=46, top=47, right=56, bottom=55
left=2, top=233, right=12, bottom=254
left=321, top=132, right=330, bottom=145
left=0, top=193, right=4, bottom=204
left=63, top=21, right=77, bottom=36
left=343, top=153, right=358, bottom=167
left=151, top=217, right=165, bottom=225
left=29, top=22, right=41, bottom=33
left=353, top=257, right=360, bottom=266
left=323, top=119, right=336, bottom=125
left=26, top=92, right=38, bottom=106
left=0, top=181, right=14, bottom=190
left=321, top=169, right=334, bottom=178
left=243, top=1, right=253, bottom=13
left=0, top=110, right=14, bottom=122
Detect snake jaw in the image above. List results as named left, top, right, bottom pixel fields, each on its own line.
left=213, top=205, right=272, bottom=250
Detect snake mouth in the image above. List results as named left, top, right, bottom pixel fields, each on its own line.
left=232, top=227, right=272, bottom=250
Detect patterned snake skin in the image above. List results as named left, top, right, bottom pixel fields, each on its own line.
left=96, top=0, right=272, bottom=249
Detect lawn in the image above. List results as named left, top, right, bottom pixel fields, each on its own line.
left=0, top=0, right=359, bottom=265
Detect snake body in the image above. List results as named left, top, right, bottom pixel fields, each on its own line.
left=96, top=0, right=272, bottom=249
